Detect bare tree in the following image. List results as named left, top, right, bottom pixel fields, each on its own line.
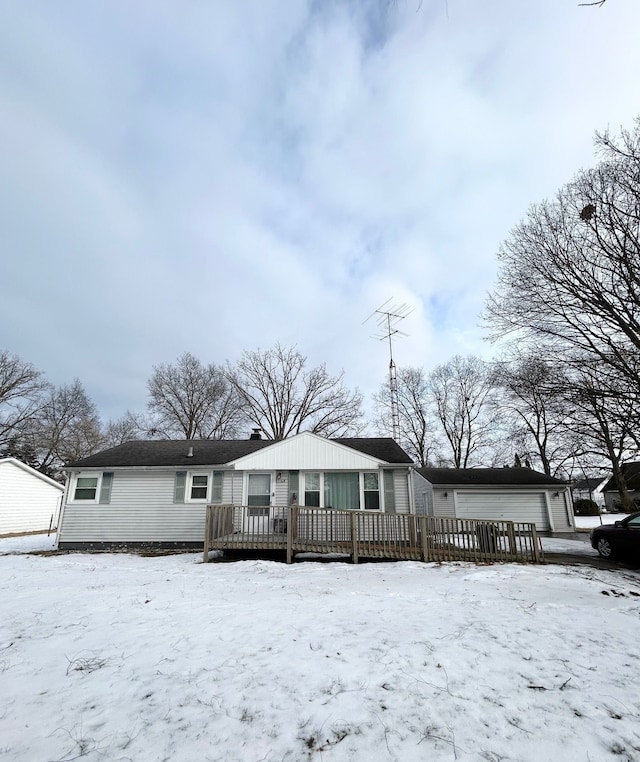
left=485, top=120, right=640, bottom=502
left=147, top=352, right=243, bottom=439
left=428, top=355, right=495, bottom=468
left=491, top=355, right=575, bottom=477
left=228, top=344, right=364, bottom=440
left=562, top=361, right=637, bottom=510
left=0, top=350, right=47, bottom=449
left=29, top=380, right=103, bottom=476
left=102, top=411, right=152, bottom=448
left=485, top=120, right=640, bottom=393
left=373, top=366, right=441, bottom=466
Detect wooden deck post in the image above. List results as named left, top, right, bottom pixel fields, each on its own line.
left=350, top=511, right=359, bottom=564
left=507, top=522, right=517, bottom=560
left=286, top=505, right=296, bottom=564
left=420, top=516, right=429, bottom=562
left=531, top=524, right=542, bottom=563
left=203, top=505, right=211, bottom=563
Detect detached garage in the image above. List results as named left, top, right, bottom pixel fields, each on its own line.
left=414, top=467, right=574, bottom=533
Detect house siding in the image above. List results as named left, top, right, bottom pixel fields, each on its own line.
left=222, top=471, right=243, bottom=504
left=58, top=464, right=414, bottom=546
left=393, top=469, right=411, bottom=514
left=275, top=473, right=289, bottom=506
left=58, top=470, right=206, bottom=545
left=432, top=488, right=456, bottom=518
left=0, top=460, right=63, bottom=535
left=231, top=434, right=383, bottom=471
left=550, top=491, right=574, bottom=532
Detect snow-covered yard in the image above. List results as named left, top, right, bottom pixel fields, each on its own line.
left=2, top=534, right=639, bottom=762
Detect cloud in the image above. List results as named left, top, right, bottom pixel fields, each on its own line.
left=1, top=0, right=639, bottom=425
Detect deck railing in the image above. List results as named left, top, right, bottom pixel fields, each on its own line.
left=204, top=505, right=543, bottom=564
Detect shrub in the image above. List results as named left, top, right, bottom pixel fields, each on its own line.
left=573, top=498, right=600, bottom=516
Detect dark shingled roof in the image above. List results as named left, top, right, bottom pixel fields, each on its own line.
left=65, top=439, right=273, bottom=468
left=333, top=438, right=413, bottom=464
left=66, top=437, right=413, bottom=469
left=602, top=462, right=640, bottom=492
left=417, top=467, right=566, bottom=487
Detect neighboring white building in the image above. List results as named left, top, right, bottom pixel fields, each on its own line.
left=572, top=477, right=608, bottom=509
left=0, top=458, right=64, bottom=536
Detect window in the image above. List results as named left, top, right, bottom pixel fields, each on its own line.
left=247, top=473, right=271, bottom=506
left=325, top=472, right=360, bottom=510
left=74, top=476, right=99, bottom=500
left=304, top=472, right=320, bottom=507
left=299, top=471, right=386, bottom=511
left=174, top=471, right=218, bottom=503
left=363, top=472, right=380, bottom=510
left=190, top=474, right=209, bottom=501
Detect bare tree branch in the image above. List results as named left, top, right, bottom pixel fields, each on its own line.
left=0, top=350, right=47, bottom=448
left=227, top=344, right=364, bottom=440
left=427, top=355, right=495, bottom=468
left=147, top=352, right=243, bottom=439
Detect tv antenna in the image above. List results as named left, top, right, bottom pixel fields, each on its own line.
left=363, top=298, right=413, bottom=441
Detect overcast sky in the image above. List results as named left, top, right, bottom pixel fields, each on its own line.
left=1, top=0, right=639, bottom=427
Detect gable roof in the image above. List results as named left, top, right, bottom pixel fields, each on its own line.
left=65, top=436, right=413, bottom=469
left=602, top=462, right=640, bottom=492
left=0, top=457, right=65, bottom=490
left=417, top=467, right=566, bottom=487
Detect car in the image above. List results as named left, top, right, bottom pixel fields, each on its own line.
left=590, top=511, right=640, bottom=560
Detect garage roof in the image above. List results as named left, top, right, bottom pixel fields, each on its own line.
left=417, top=467, right=566, bottom=487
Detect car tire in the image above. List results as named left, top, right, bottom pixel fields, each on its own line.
left=596, top=537, right=615, bottom=559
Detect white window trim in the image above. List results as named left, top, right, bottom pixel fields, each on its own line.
left=187, top=471, right=211, bottom=503
left=362, top=471, right=382, bottom=511
left=299, top=471, right=384, bottom=511
left=70, top=472, right=101, bottom=503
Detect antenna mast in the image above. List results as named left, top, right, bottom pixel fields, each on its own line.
left=363, top=299, right=413, bottom=441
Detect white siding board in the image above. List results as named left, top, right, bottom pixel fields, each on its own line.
left=550, top=491, right=574, bottom=532
left=393, top=470, right=410, bottom=514
left=432, top=489, right=456, bottom=518
left=275, top=474, right=288, bottom=506
left=231, top=433, right=383, bottom=471
left=0, top=459, right=64, bottom=535
left=222, top=472, right=243, bottom=504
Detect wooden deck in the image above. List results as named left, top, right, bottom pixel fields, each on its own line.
left=204, top=505, right=544, bottom=564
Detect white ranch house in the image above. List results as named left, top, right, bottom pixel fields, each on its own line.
left=0, top=457, right=64, bottom=536
left=58, top=433, right=575, bottom=549
left=58, top=432, right=415, bottom=549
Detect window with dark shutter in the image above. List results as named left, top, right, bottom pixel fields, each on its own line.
left=99, top=472, right=113, bottom=504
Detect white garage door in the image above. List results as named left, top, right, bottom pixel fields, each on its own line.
left=456, top=492, right=550, bottom=530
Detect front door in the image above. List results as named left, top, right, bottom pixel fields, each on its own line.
left=245, top=473, right=272, bottom=534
